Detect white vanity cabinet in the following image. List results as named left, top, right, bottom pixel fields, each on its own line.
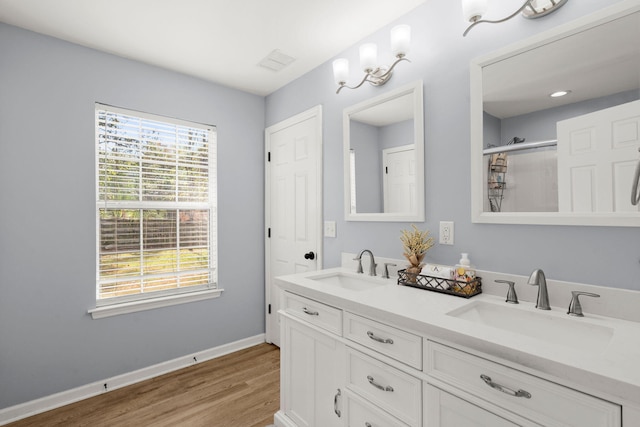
left=425, top=341, right=622, bottom=427
left=275, top=285, right=631, bottom=427
left=278, top=293, right=345, bottom=427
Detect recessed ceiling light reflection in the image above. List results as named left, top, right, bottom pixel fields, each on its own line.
left=550, top=90, right=571, bottom=98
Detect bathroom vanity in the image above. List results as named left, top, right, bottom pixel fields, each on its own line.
left=273, top=260, right=640, bottom=427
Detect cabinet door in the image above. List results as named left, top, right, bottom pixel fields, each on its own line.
left=281, top=315, right=344, bottom=427
left=425, top=384, right=522, bottom=427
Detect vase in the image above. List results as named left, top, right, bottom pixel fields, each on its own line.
left=404, top=253, right=425, bottom=284
left=405, top=265, right=421, bottom=283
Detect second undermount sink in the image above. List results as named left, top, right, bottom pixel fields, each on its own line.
left=447, top=301, right=614, bottom=352
left=306, top=271, right=389, bottom=291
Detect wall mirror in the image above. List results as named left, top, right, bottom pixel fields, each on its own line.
left=470, top=2, right=640, bottom=226
left=344, top=80, right=424, bottom=221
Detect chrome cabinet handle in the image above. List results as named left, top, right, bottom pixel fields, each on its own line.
left=632, top=156, right=640, bottom=206
left=367, top=375, right=394, bottom=392
left=480, top=374, right=531, bottom=399
left=365, top=423, right=372, bottom=427
left=367, top=331, right=393, bottom=344
left=302, top=307, right=319, bottom=316
left=334, top=388, right=341, bottom=417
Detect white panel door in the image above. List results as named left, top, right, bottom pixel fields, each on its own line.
left=265, top=106, right=322, bottom=346
left=383, top=144, right=415, bottom=213
left=557, top=100, right=640, bottom=212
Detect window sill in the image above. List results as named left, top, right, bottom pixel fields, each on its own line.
left=88, top=288, right=224, bottom=319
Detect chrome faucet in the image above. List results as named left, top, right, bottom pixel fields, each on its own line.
left=354, top=249, right=377, bottom=276
left=527, top=269, right=551, bottom=310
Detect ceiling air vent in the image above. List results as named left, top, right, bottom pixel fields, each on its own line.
left=258, top=49, right=296, bottom=72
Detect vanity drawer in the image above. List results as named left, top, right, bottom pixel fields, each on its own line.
left=345, top=389, right=410, bottom=427
left=426, top=341, right=621, bottom=427
left=283, top=292, right=342, bottom=336
left=344, top=311, right=422, bottom=369
left=347, top=347, right=421, bottom=427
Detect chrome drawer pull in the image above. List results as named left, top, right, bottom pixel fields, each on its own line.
left=367, top=331, right=394, bottom=344
left=367, top=375, right=394, bottom=392
left=365, top=423, right=372, bottom=427
left=302, top=307, right=319, bottom=316
left=480, top=374, right=531, bottom=399
left=334, top=388, right=341, bottom=417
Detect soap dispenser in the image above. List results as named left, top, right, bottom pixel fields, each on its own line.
left=454, top=253, right=476, bottom=283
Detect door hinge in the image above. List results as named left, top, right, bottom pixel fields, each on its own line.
left=268, top=304, right=272, bottom=314
left=267, top=151, right=271, bottom=162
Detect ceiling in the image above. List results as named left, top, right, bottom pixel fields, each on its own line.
left=350, top=92, right=414, bottom=127
left=0, top=0, right=427, bottom=96
left=483, top=10, right=640, bottom=119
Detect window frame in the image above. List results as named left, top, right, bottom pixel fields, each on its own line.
left=90, top=104, right=221, bottom=318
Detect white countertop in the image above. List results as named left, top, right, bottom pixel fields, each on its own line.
left=275, top=267, right=640, bottom=406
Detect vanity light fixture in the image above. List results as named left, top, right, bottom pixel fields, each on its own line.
left=549, top=90, right=571, bottom=98
left=332, top=25, right=411, bottom=94
left=462, top=0, right=569, bottom=36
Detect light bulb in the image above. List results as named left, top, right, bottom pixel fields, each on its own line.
left=359, top=43, right=377, bottom=72
left=391, top=25, right=411, bottom=57
left=332, top=58, right=349, bottom=85
left=462, top=0, right=488, bottom=22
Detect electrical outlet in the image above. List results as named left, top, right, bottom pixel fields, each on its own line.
left=439, top=221, right=454, bottom=245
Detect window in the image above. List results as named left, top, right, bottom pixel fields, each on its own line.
left=94, top=104, right=217, bottom=314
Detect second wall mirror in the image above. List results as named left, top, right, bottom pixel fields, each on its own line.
left=344, top=80, right=424, bottom=222
left=470, top=2, right=640, bottom=227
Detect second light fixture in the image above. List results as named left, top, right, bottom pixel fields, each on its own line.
left=333, top=25, right=411, bottom=94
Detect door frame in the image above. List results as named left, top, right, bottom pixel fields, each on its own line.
left=265, top=105, right=323, bottom=344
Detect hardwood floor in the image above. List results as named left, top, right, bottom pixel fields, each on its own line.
left=6, top=343, right=280, bottom=427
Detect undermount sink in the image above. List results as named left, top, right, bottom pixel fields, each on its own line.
left=447, top=301, right=614, bottom=352
left=306, top=271, right=389, bottom=291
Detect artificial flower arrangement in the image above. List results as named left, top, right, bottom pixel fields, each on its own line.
left=400, top=224, right=435, bottom=276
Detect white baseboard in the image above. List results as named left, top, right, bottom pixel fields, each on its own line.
left=0, top=334, right=266, bottom=426
left=274, top=411, right=297, bottom=427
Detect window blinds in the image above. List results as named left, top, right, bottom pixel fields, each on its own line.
left=96, top=105, right=217, bottom=304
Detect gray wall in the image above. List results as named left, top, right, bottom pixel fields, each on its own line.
left=266, top=0, right=640, bottom=290
left=380, top=119, right=414, bottom=150
left=351, top=121, right=382, bottom=212
left=0, top=24, right=265, bottom=408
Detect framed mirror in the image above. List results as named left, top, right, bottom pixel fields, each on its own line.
left=470, top=2, right=640, bottom=226
left=344, top=80, right=424, bottom=221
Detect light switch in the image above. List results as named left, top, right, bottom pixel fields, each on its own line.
left=324, top=221, right=336, bottom=238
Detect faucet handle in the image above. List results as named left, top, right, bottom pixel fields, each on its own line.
left=353, top=256, right=364, bottom=274
left=567, top=291, right=600, bottom=317
left=383, top=263, right=397, bottom=279
left=495, top=280, right=518, bottom=304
